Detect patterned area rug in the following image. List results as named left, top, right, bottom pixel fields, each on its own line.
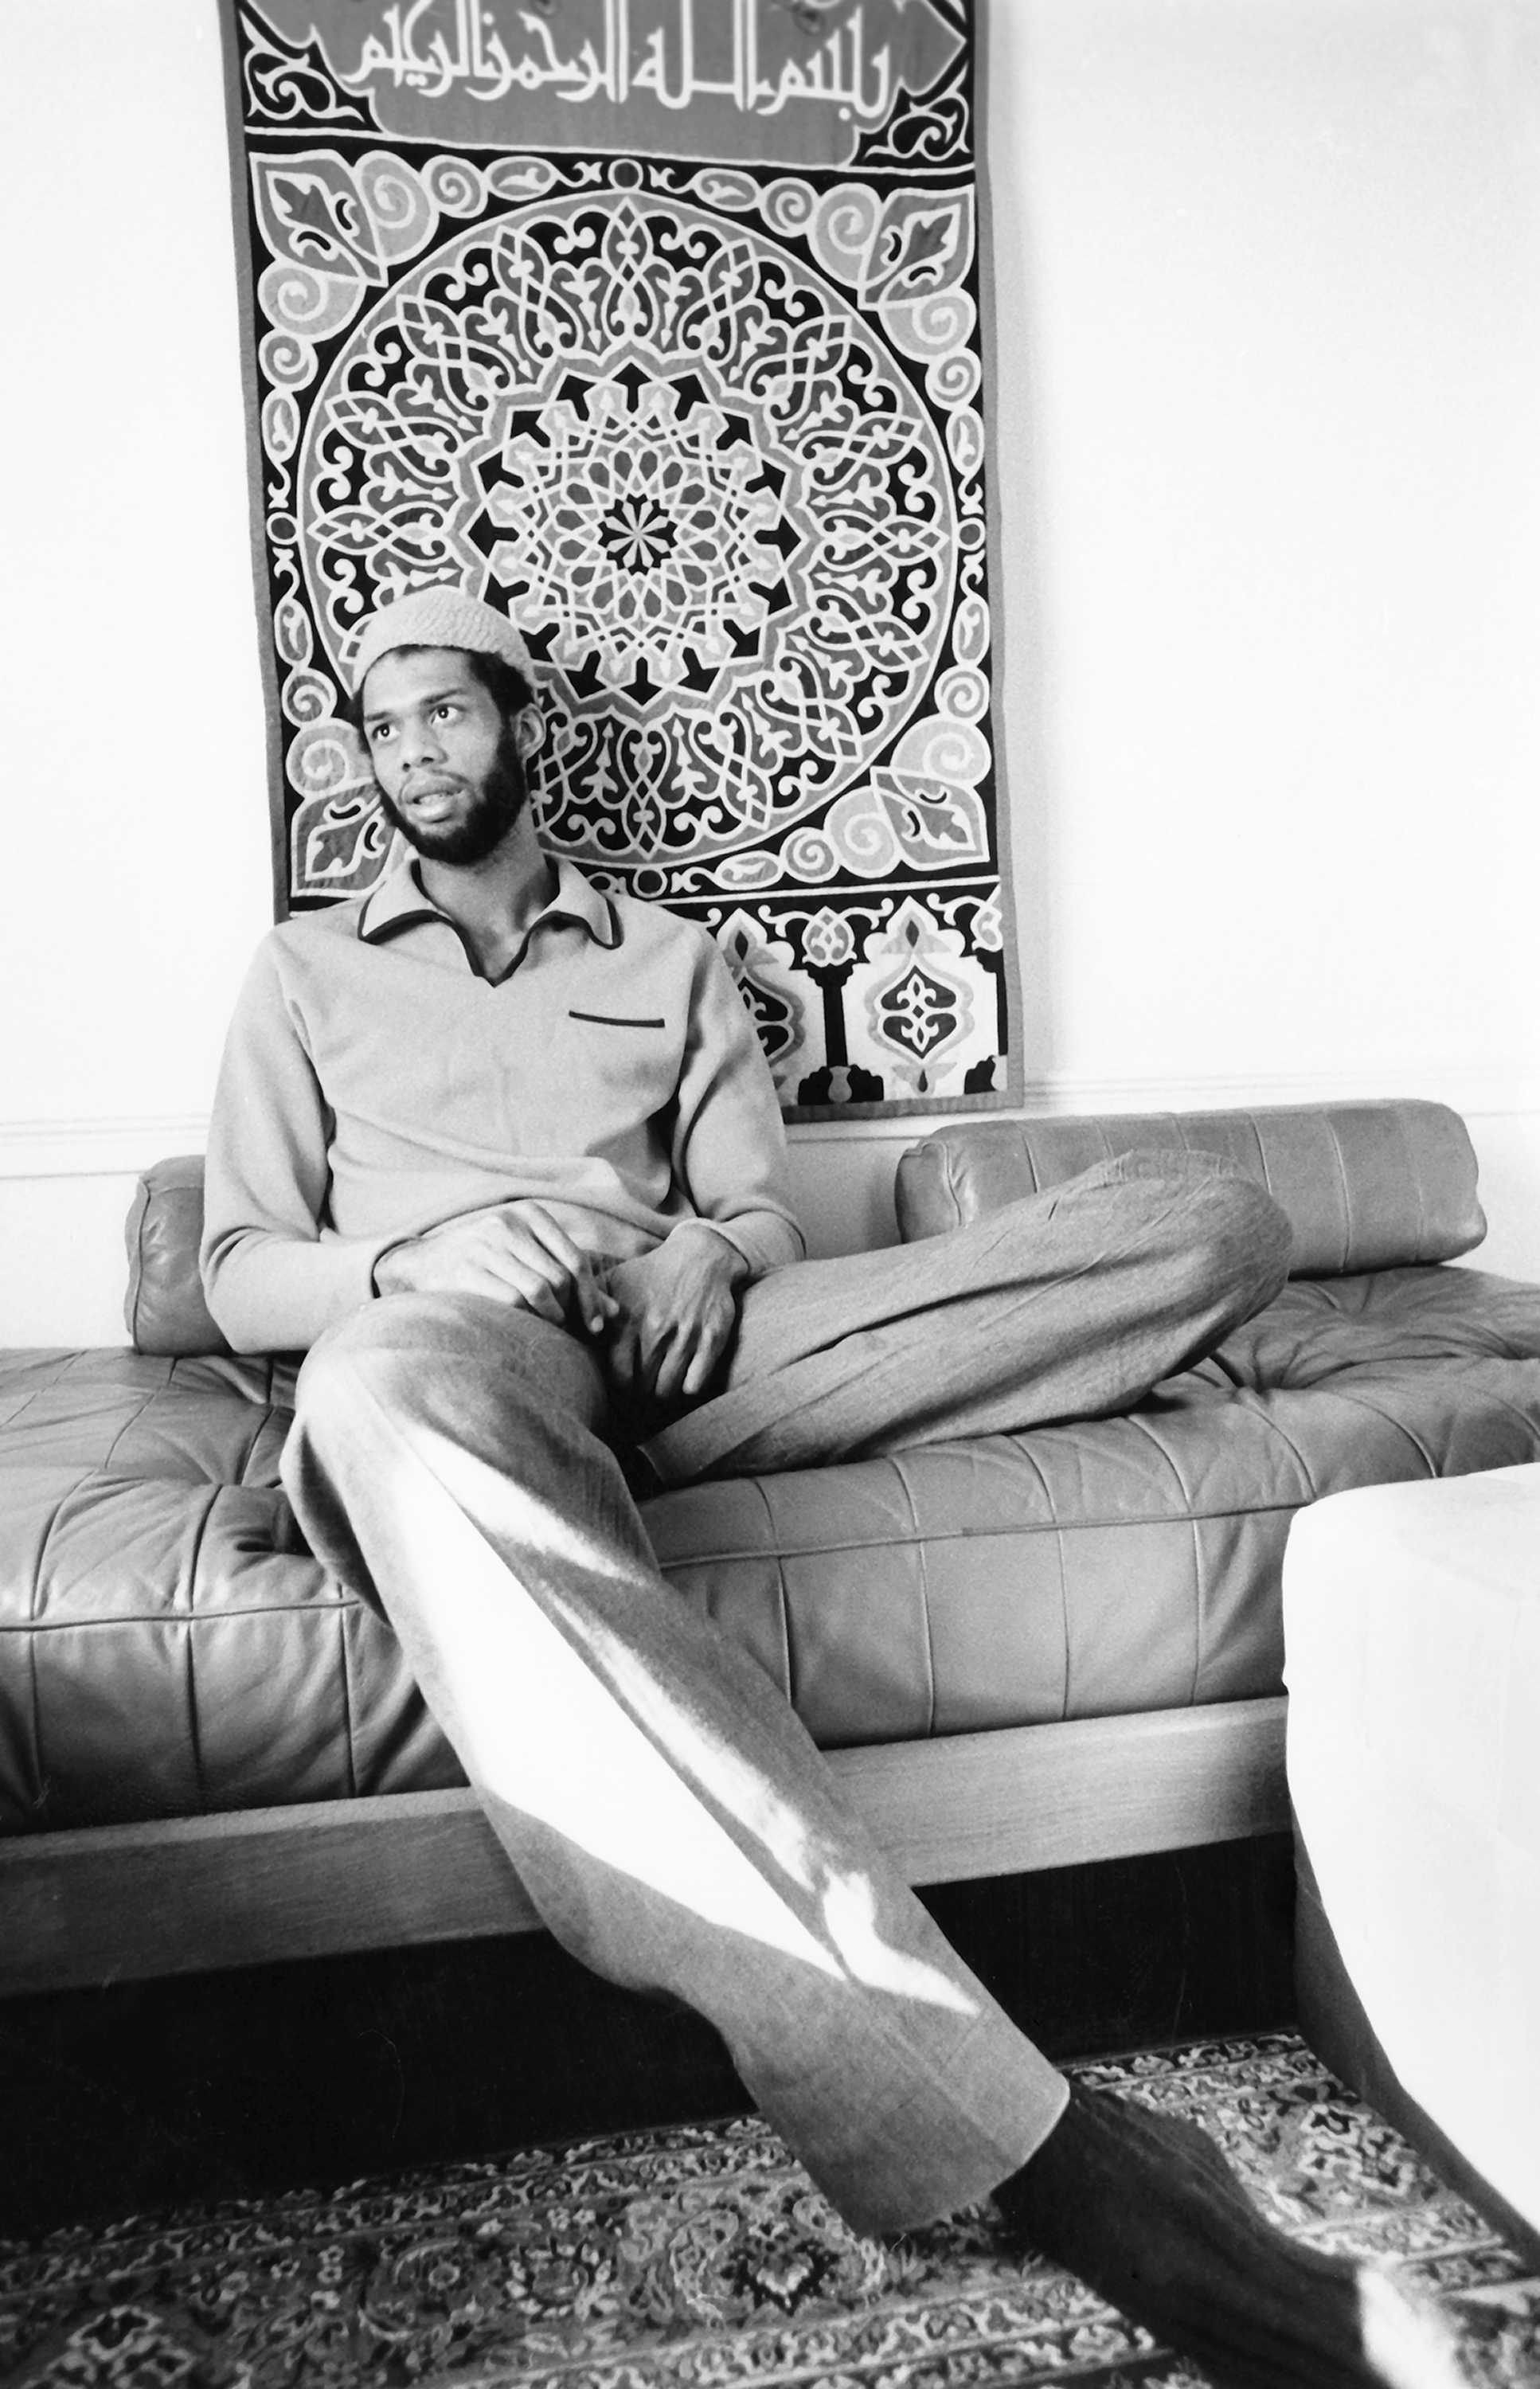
left=4, top=2033, right=1538, bottom=2387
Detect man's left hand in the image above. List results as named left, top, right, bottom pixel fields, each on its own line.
left=604, top=1226, right=747, bottom=1412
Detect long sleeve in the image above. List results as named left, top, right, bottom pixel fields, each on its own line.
left=201, top=940, right=394, bottom=1353
left=668, top=940, right=807, bottom=1280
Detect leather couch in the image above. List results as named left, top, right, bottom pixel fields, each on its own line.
left=6, top=1099, right=1540, bottom=1998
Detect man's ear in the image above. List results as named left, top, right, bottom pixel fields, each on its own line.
left=514, top=703, right=545, bottom=760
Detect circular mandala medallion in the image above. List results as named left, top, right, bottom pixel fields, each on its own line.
left=298, top=191, right=956, bottom=873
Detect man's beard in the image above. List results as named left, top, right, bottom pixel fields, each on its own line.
left=377, top=725, right=530, bottom=866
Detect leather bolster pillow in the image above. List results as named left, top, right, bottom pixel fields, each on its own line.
left=123, top=1155, right=230, bottom=1357
left=895, top=1099, right=1485, bottom=1277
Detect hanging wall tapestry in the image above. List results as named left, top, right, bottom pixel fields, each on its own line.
left=220, top=0, right=1018, bottom=1116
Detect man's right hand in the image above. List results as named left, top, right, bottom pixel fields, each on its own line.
left=372, top=1202, right=617, bottom=1337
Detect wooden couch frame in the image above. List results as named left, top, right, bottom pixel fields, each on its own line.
left=2, top=1695, right=1287, bottom=1998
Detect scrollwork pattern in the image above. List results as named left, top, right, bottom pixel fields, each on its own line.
left=295, top=190, right=958, bottom=880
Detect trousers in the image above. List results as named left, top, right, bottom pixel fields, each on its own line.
left=280, top=1152, right=1291, bottom=2235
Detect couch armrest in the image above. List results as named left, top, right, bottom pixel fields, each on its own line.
left=123, top=1156, right=230, bottom=1355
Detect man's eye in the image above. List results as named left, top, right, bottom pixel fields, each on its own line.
left=369, top=724, right=393, bottom=744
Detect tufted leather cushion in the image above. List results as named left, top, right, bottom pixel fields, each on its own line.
left=896, top=1100, right=1484, bottom=1276
left=6, top=1258, right=1540, bottom=1828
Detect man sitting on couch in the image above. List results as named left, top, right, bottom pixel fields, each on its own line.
left=201, top=585, right=1456, bottom=2389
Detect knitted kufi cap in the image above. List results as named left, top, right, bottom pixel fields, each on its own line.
left=350, top=587, right=534, bottom=693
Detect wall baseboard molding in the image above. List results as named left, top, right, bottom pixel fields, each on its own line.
left=2, top=1069, right=1536, bottom=1178
left=0, top=1118, right=211, bottom=1181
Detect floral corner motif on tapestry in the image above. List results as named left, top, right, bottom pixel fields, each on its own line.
left=221, top=0, right=1019, bottom=1116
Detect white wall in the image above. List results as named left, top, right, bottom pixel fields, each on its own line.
left=0, top=3, right=272, bottom=1340
left=1, top=0, right=1536, bottom=1343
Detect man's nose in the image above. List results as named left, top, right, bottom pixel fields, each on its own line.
left=402, top=716, right=446, bottom=766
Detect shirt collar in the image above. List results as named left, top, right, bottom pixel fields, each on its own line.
left=358, top=852, right=622, bottom=952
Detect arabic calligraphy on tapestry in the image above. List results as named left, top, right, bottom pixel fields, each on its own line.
left=347, top=0, right=903, bottom=139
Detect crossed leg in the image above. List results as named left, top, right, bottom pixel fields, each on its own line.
left=644, top=1150, right=1292, bottom=1482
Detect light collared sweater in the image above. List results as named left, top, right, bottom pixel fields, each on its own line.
left=201, top=854, right=806, bottom=1352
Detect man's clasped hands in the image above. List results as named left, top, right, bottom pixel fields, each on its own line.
left=372, top=1199, right=746, bottom=1410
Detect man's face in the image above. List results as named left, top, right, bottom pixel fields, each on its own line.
left=362, top=645, right=530, bottom=867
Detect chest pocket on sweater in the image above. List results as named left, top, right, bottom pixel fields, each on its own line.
left=561, top=1010, right=681, bottom=1146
